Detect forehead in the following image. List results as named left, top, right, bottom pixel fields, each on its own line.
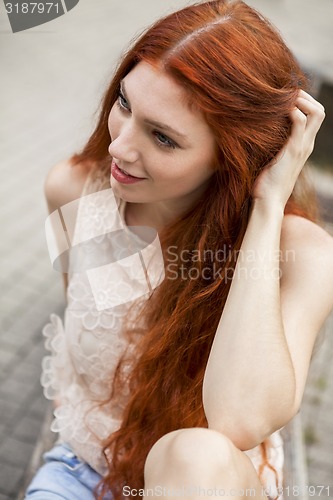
left=123, top=61, right=213, bottom=140
left=124, top=61, right=190, bottom=107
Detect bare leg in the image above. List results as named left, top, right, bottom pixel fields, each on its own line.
left=143, top=428, right=269, bottom=500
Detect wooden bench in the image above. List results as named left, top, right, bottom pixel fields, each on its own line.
left=281, top=412, right=309, bottom=499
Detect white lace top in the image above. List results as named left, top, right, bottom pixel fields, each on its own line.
left=41, top=173, right=284, bottom=499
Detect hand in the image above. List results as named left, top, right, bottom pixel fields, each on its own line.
left=251, top=90, right=325, bottom=209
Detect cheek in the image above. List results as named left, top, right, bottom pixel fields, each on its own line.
left=154, top=157, right=213, bottom=190
left=173, top=155, right=214, bottom=181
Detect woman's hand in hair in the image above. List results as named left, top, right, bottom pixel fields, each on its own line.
left=251, top=90, right=325, bottom=210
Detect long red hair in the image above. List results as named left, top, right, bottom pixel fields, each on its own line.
left=70, top=1, right=320, bottom=498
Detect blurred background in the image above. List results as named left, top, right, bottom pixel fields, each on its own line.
left=0, top=0, right=332, bottom=498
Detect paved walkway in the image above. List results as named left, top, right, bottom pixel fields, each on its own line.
left=0, top=1, right=332, bottom=498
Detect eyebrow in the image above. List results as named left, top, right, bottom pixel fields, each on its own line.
left=120, top=80, right=188, bottom=141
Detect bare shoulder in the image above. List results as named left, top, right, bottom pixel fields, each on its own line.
left=44, top=158, right=91, bottom=213
left=280, top=214, right=333, bottom=288
left=281, top=214, right=333, bottom=255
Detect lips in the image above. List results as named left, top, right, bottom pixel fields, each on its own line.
left=119, top=166, right=130, bottom=176
left=111, top=160, right=146, bottom=185
left=113, top=160, right=144, bottom=179
left=118, top=166, right=142, bottom=179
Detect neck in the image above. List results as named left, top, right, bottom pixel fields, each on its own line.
left=124, top=182, right=211, bottom=233
left=125, top=197, right=197, bottom=233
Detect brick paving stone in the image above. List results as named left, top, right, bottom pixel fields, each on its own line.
left=21, top=344, right=46, bottom=369
left=0, top=301, right=62, bottom=349
left=9, top=361, right=46, bottom=386
left=0, top=351, right=21, bottom=379
left=0, top=438, right=36, bottom=469
left=0, top=326, right=24, bottom=350
left=0, top=326, right=31, bottom=350
left=12, top=415, right=43, bottom=445
left=0, top=398, right=21, bottom=428
left=0, top=379, right=36, bottom=408
left=25, top=394, right=49, bottom=421
left=0, top=423, right=6, bottom=439
left=0, top=461, right=25, bottom=497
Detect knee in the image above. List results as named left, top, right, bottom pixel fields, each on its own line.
left=144, top=427, right=235, bottom=479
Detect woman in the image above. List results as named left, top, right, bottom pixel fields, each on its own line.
left=26, top=0, right=333, bottom=499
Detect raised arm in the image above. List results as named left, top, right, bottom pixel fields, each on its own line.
left=202, top=91, right=333, bottom=450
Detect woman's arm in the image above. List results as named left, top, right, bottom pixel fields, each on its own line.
left=202, top=91, right=333, bottom=450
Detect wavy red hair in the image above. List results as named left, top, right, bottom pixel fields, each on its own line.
left=70, top=1, right=320, bottom=499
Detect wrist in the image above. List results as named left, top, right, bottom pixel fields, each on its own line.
left=251, top=198, right=285, bottom=220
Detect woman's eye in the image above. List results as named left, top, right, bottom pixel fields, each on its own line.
left=153, top=132, right=177, bottom=150
left=116, top=91, right=178, bottom=151
left=117, top=92, right=130, bottom=111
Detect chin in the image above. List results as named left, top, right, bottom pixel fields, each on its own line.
left=109, top=177, right=138, bottom=203
left=110, top=177, right=124, bottom=197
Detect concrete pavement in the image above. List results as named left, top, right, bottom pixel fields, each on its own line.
left=0, top=0, right=332, bottom=498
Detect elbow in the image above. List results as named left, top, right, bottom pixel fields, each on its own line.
left=205, top=413, right=271, bottom=451
left=205, top=403, right=297, bottom=451
left=203, top=371, right=298, bottom=450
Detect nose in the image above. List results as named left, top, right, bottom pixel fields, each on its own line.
left=108, top=124, right=140, bottom=164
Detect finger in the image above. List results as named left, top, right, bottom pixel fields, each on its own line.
left=295, top=97, right=325, bottom=136
left=297, top=90, right=325, bottom=113
left=295, top=95, right=320, bottom=115
left=289, top=106, right=307, bottom=145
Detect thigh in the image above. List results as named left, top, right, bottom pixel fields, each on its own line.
left=25, top=443, right=112, bottom=500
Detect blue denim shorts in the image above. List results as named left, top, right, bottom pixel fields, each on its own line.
left=25, top=442, right=113, bottom=499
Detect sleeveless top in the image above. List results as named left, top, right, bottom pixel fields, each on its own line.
left=41, top=173, right=284, bottom=500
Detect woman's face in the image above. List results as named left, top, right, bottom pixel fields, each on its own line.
left=108, top=61, right=216, bottom=210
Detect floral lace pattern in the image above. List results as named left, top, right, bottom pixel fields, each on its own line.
left=41, top=173, right=284, bottom=490
left=41, top=173, right=148, bottom=474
